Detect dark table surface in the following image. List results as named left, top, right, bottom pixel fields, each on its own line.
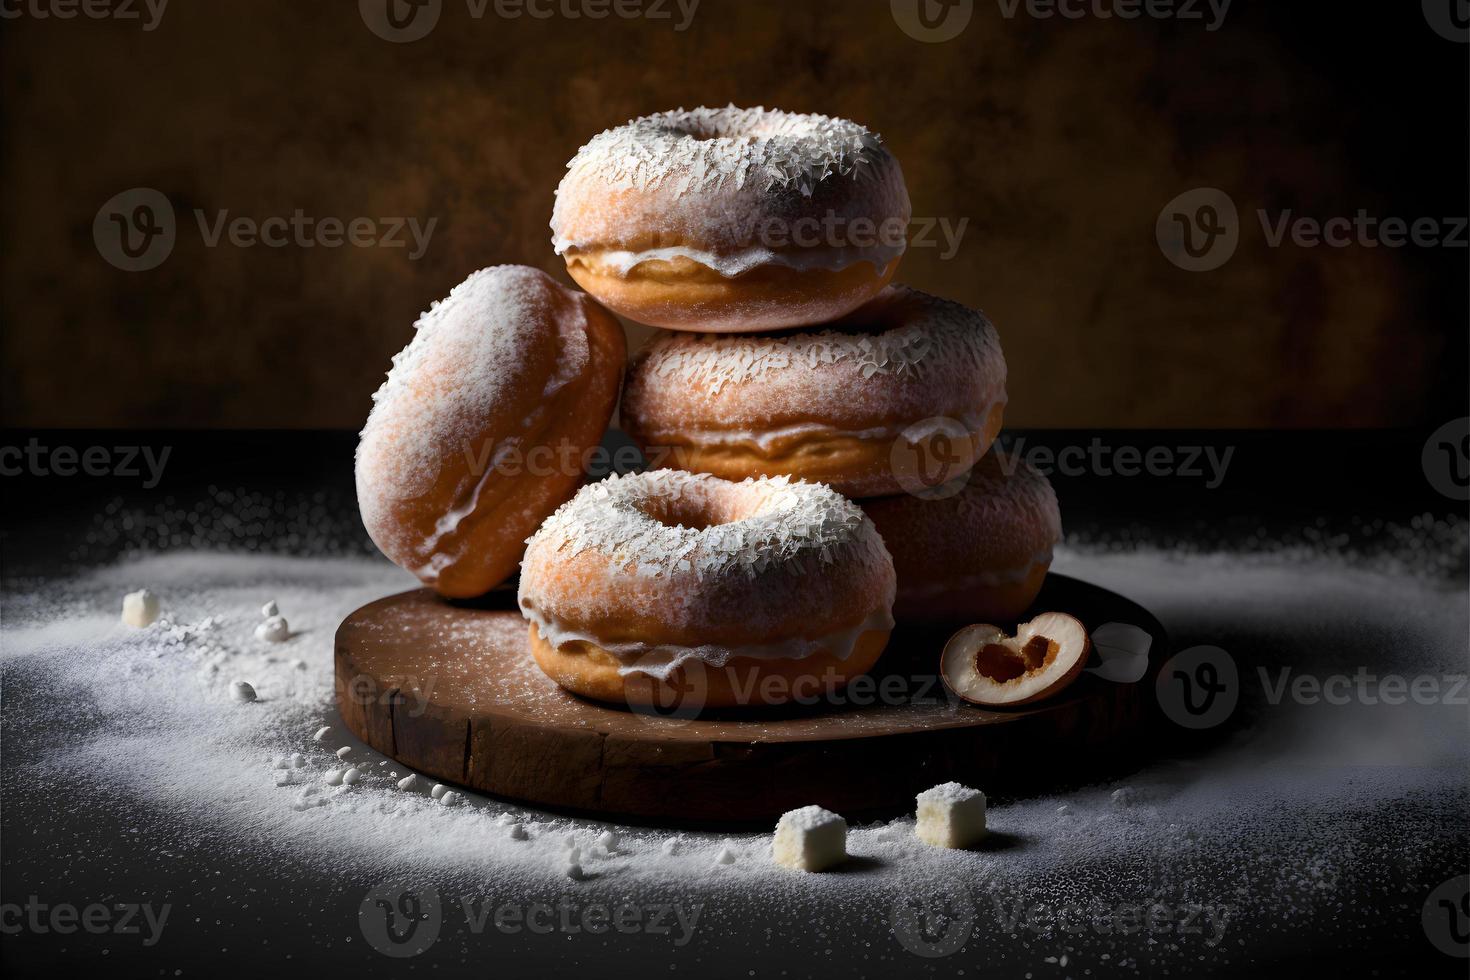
left=1, top=427, right=1466, bottom=978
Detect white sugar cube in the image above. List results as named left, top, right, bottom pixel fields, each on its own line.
left=772, top=805, right=847, bottom=872
left=916, top=782, right=987, bottom=849
left=255, top=615, right=290, bottom=643
left=121, top=589, right=160, bottom=628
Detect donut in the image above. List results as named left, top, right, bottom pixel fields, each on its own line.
left=551, top=105, right=911, bottom=332
left=619, top=286, right=1007, bottom=498
left=517, top=470, right=896, bottom=709
left=861, top=450, right=1061, bottom=625
left=356, top=266, right=625, bottom=598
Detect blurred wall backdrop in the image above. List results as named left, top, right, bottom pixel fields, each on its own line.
left=1, top=0, right=1465, bottom=429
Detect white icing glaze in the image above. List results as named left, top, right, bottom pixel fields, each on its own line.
left=524, top=603, right=895, bottom=681
left=640, top=407, right=1001, bottom=456
left=622, top=286, right=1006, bottom=438
left=552, top=105, right=910, bottom=278
left=589, top=238, right=904, bottom=277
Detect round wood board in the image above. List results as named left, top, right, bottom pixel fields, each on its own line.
left=334, top=574, right=1168, bottom=823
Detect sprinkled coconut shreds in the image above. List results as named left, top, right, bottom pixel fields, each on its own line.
left=623, top=286, right=1006, bottom=436
left=562, top=105, right=889, bottom=196
left=524, top=470, right=881, bottom=583
left=638, top=288, right=999, bottom=395
left=551, top=106, right=912, bottom=270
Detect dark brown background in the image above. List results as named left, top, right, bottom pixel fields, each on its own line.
left=1, top=0, right=1465, bottom=429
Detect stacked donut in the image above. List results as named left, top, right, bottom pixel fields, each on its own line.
left=573, top=107, right=1061, bottom=613
left=357, top=105, right=1060, bottom=711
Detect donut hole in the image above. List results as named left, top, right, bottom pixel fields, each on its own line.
left=637, top=492, right=752, bottom=531
left=658, top=117, right=788, bottom=143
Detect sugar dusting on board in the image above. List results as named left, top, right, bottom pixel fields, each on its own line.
left=1, top=524, right=1464, bottom=969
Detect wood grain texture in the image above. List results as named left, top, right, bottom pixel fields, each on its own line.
left=334, top=575, right=1167, bottom=822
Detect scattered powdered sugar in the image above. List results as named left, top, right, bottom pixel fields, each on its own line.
left=1, top=528, right=1464, bottom=969
left=622, top=286, right=1006, bottom=438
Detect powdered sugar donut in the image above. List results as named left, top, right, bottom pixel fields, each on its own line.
left=620, top=286, right=1007, bottom=498
left=862, top=450, right=1061, bottom=624
left=552, top=105, right=911, bottom=332
left=518, top=470, right=896, bottom=709
left=356, top=266, right=625, bottom=598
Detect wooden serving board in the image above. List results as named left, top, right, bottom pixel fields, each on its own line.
left=334, top=575, right=1167, bottom=823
